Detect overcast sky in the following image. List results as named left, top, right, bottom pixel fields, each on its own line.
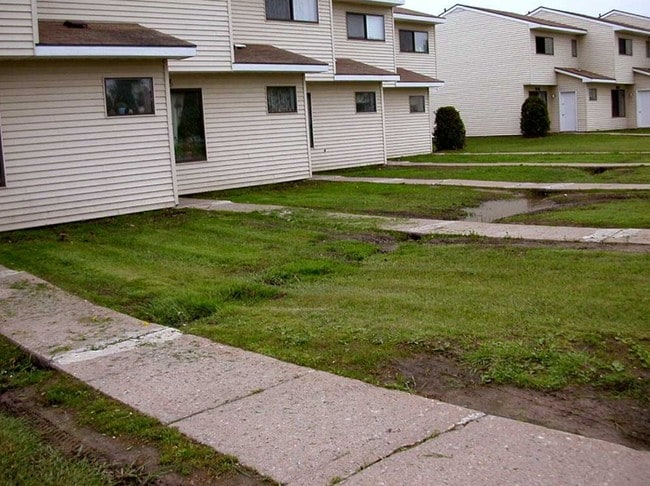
left=403, top=1, right=650, bottom=18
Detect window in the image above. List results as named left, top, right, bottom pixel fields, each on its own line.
left=589, top=88, right=598, bottom=101
left=571, top=39, right=578, bottom=57
left=171, top=89, right=206, bottom=163
left=612, top=89, right=626, bottom=117
left=400, top=30, right=429, bottom=53
left=529, top=90, right=548, bottom=105
left=0, top=122, right=5, bottom=187
left=646, top=39, right=650, bottom=58
left=355, top=92, right=376, bottom=112
left=409, top=95, right=426, bottom=113
left=104, top=78, right=154, bottom=117
left=267, top=86, right=297, bottom=113
left=265, top=0, right=318, bottom=22
left=619, top=38, right=632, bottom=55
left=535, top=36, right=554, bottom=55
left=347, top=13, right=384, bottom=41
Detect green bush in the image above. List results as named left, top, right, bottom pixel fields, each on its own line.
left=520, top=96, right=550, bottom=137
left=433, top=106, right=466, bottom=151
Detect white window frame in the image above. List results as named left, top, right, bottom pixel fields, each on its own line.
left=266, top=0, right=319, bottom=23
left=571, top=39, right=578, bottom=57
left=400, top=30, right=429, bottom=53
left=355, top=91, right=377, bottom=113
left=267, top=86, right=298, bottom=114
left=104, top=77, right=155, bottom=117
left=589, top=88, right=598, bottom=101
left=171, top=88, right=208, bottom=164
left=618, top=38, right=633, bottom=56
left=409, top=95, right=426, bottom=113
left=347, top=13, right=385, bottom=41
left=535, top=36, right=554, bottom=55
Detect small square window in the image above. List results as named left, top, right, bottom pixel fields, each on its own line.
left=355, top=92, right=376, bottom=113
left=612, top=89, right=626, bottom=117
left=571, top=39, right=578, bottom=57
left=105, top=78, right=155, bottom=117
left=267, top=86, right=297, bottom=113
left=409, top=95, right=426, bottom=113
left=529, top=90, right=548, bottom=105
left=588, top=88, right=598, bottom=101
left=619, top=38, right=632, bottom=55
left=347, top=13, right=384, bottom=41
left=400, top=30, right=429, bottom=53
left=535, top=36, right=554, bottom=55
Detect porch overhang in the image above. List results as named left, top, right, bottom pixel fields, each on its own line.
left=633, top=67, right=650, bottom=77
left=555, top=67, right=617, bottom=84
left=335, top=58, right=400, bottom=82
left=391, top=67, right=444, bottom=88
left=232, top=44, right=328, bottom=73
left=393, top=7, right=445, bottom=25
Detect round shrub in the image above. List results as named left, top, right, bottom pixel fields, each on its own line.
left=433, top=106, right=466, bottom=151
left=520, top=96, right=550, bottom=138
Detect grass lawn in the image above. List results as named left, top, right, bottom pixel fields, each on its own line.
left=1, top=210, right=647, bottom=395
left=403, top=153, right=650, bottom=163
left=326, top=165, right=650, bottom=184
left=197, top=180, right=513, bottom=219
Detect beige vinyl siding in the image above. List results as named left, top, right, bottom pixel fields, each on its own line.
left=384, top=88, right=431, bottom=157
left=394, top=21, right=437, bottom=78
left=332, top=2, right=396, bottom=72
left=614, top=34, right=648, bottom=84
left=37, top=0, right=231, bottom=71
left=0, top=59, right=176, bottom=232
left=555, top=75, right=587, bottom=131
left=603, top=12, right=650, bottom=31
left=0, top=0, right=36, bottom=56
left=583, top=82, right=632, bottom=131
left=531, top=11, right=617, bottom=79
left=529, top=31, right=579, bottom=84
left=172, top=73, right=311, bottom=195
left=232, top=0, right=335, bottom=79
left=434, top=8, right=531, bottom=136
left=308, top=82, right=385, bottom=171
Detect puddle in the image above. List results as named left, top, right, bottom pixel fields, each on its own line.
left=464, top=197, right=557, bottom=222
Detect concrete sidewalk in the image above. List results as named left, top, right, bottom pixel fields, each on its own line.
left=311, top=174, right=650, bottom=191
left=179, top=198, right=650, bottom=246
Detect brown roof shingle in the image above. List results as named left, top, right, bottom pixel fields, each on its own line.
left=397, top=67, right=442, bottom=84
left=452, top=5, right=586, bottom=32
left=393, top=7, right=444, bottom=21
left=233, top=44, right=327, bottom=66
left=336, top=58, right=396, bottom=76
left=555, top=67, right=615, bottom=81
left=38, top=20, right=194, bottom=47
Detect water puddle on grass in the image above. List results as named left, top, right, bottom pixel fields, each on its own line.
left=464, top=197, right=557, bottom=222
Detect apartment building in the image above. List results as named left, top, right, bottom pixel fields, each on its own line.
left=433, top=4, right=650, bottom=136
left=0, top=1, right=444, bottom=231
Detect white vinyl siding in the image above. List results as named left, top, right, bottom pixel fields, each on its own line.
left=333, top=2, right=396, bottom=72
left=37, top=0, right=231, bottom=71
left=434, top=8, right=530, bottom=136
left=385, top=88, right=431, bottom=158
left=232, top=0, right=335, bottom=79
left=0, top=59, right=176, bottom=232
left=585, top=82, right=633, bottom=131
left=0, top=0, right=37, bottom=56
left=172, top=73, right=311, bottom=195
left=309, top=82, right=385, bottom=171
left=530, top=31, right=579, bottom=85
left=603, top=12, right=650, bottom=31
left=395, top=21, right=437, bottom=78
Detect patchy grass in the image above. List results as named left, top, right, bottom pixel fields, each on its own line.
left=326, top=165, right=650, bottom=184
left=195, top=180, right=513, bottom=219
left=401, top=153, right=650, bottom=164
left=0, top=211, right=648, bottom=396
left=501, top=194, right=650, bottom=228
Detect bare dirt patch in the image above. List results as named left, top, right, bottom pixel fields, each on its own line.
left=0, top=387, right=269, bottom=486
left=385, top=354, right=650, bottom=451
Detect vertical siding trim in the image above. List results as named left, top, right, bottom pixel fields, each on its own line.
left=227, top=0, right=234, bottom=67
left=329, top=0, right=337, bottom=66
left=163, top=61, right=179, bottom=203
left=31, top=0, right=39, bottom=45
left=303, top=76, right=313, bottom=175
left=379, top=86, right=388, bottom=164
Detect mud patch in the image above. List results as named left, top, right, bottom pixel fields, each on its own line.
left=386, top=354, right=650, bottom=451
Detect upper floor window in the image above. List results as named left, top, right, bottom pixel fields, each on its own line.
left=535, top=36, right=554, bottom=55
left=105, top=78, right=154, bottom=117
left=400, top=30, right=429, bottom=53
left=612, top=89, right=626, bottom=117
left=571, top=39, right=578, bottom=57
left=266, top=0, right=318, bottom=22
left=0, top=121, right=5, bottom=187
left=268, top=86, right=297, bottom=113
left=618, top=38, right=632, bottom=55
left=355, top=92, right=377, bottom=112
left=347, top=13, right=385, bottom=41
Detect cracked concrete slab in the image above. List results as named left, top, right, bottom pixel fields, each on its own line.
left=174, top=370, right=474, bottom=485
left=60, top=334, right=311, bottom=424
left=342, top=414, right=650, bottom=486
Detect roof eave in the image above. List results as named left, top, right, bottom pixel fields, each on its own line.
left=34, top=45, right=196, bottom=59
left=392, top=81, right=444, bottom=88
left=394, top=13, right=445, bottom=25
left=232, top=63, right=329, bottom=73
left=555, top=68, right=617, bottom=84
left=529, top=24, right=587, bottom=35
left=335, top=74, right=401, bottom=82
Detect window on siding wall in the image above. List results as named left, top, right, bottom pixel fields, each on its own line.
left=646, top=39, right=650, bottom=57
left=618, top=38, right=632, bottom=55
left=589, top=88, right=598, bottom=101
left=266, top=0, right=318, bottom=22
left=409, top=95, right=426, bottom=113
left=171, top=89, right=207, bottom=163
left=105, top=78, right=154, bottom=117
left=268, top=86, right=297, bottom=113
left=347, top=13, right=385, bottom=41
left=355, top=92, right=377, bottom=112
left=529, top=90, right=548, bottom=105
left=611, top=89, right=626, bottom=117
left=535, top=36, right=554, bottom=55
left=0, top=122, right=5, bottom=187
left=571, top=39, right=578, bottom=57
left=399, top=30, right=429, bottom=53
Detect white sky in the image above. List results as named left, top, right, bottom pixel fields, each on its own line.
left=402, top=1, right=650, bottom=18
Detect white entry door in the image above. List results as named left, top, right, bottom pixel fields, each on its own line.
left=637, top=90, right=650, bottom=128
left=560, top=91, right=577, bottom=132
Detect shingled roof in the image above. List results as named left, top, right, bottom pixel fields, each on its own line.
left=233, top=44, right=327, bottom=66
